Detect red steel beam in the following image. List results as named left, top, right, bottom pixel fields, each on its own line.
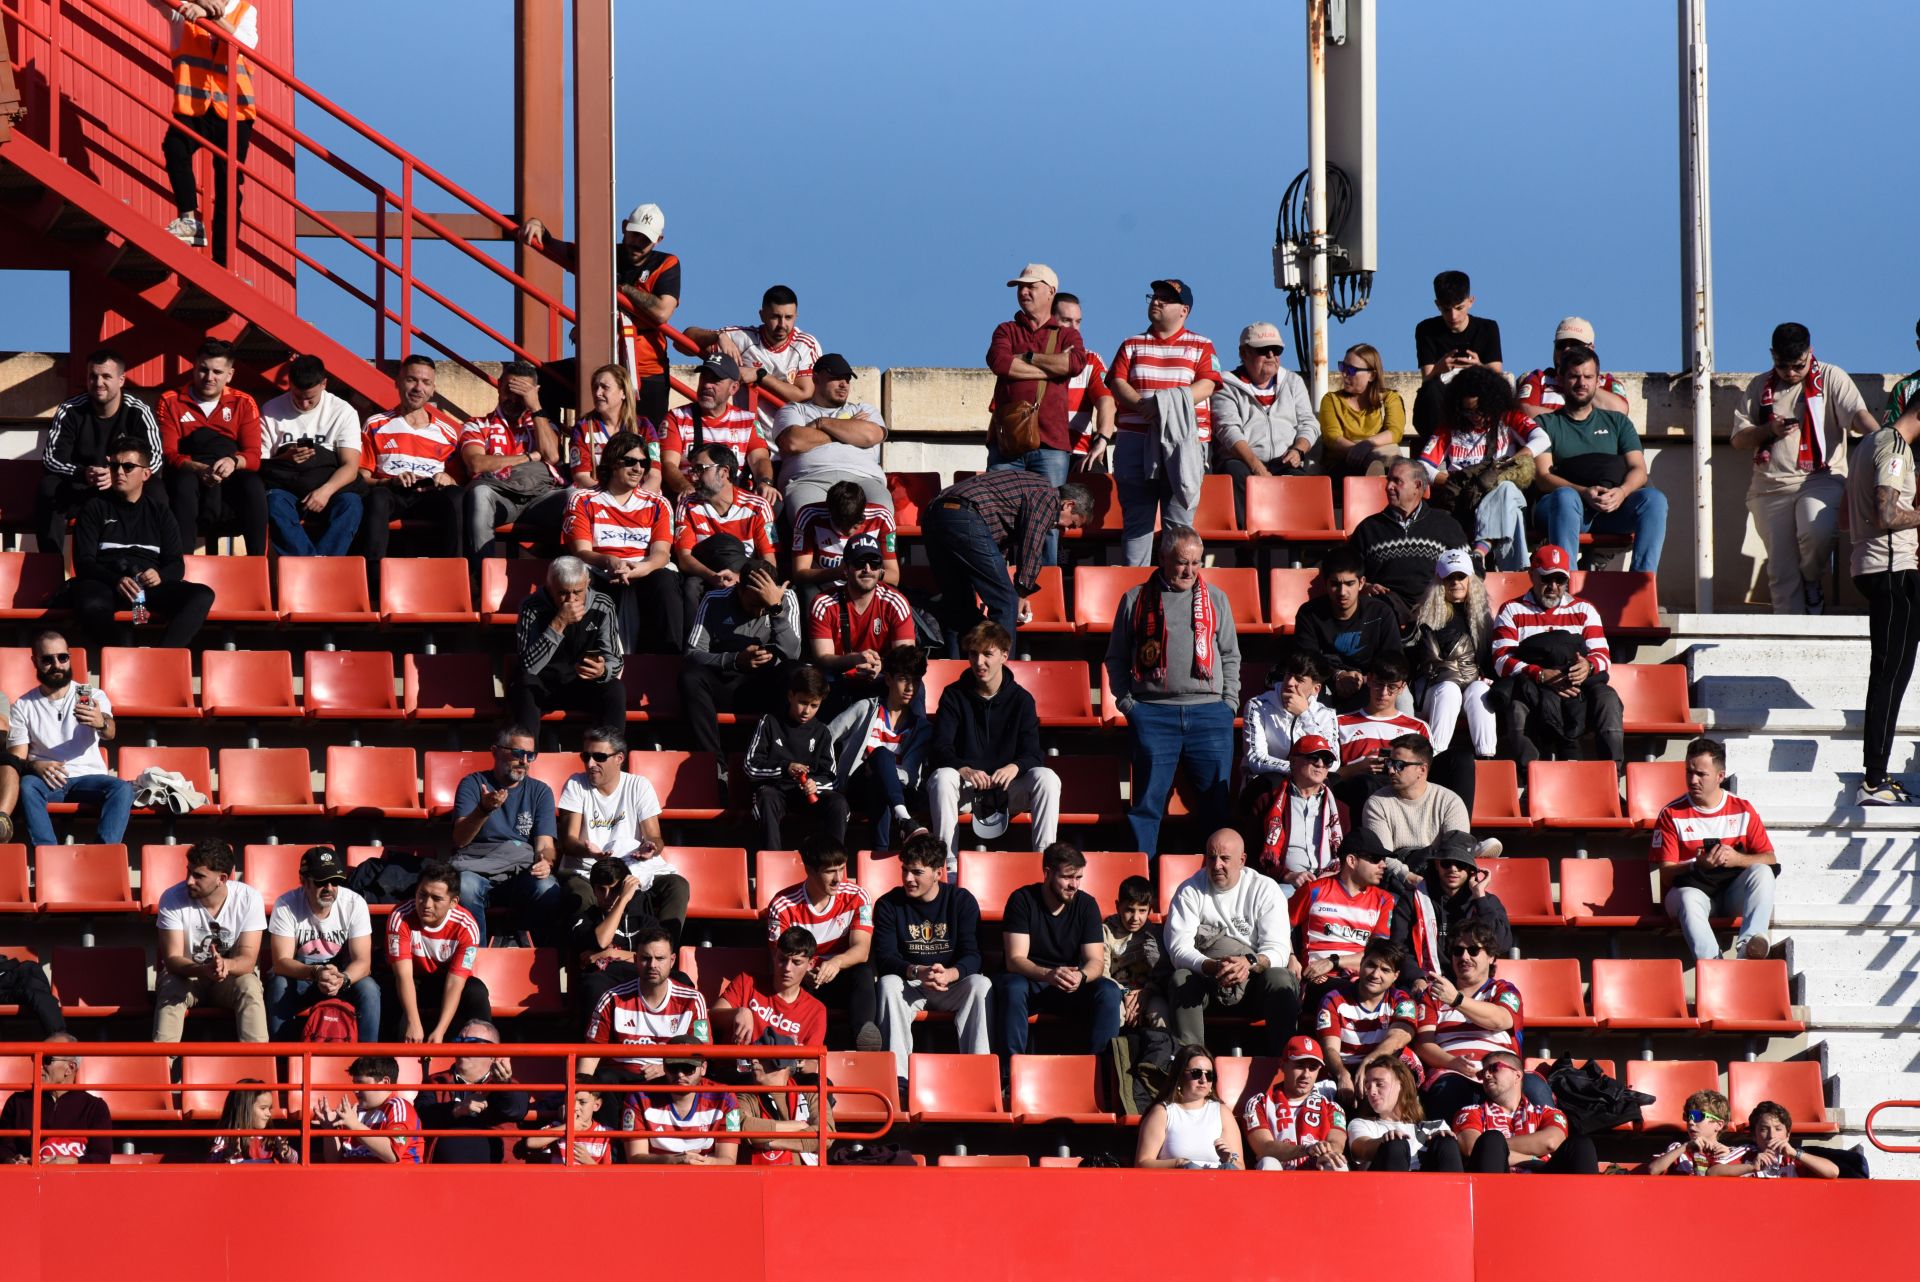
left=572, top=0, right=616, bottom=413
left=516, top=0, right=566, bottom=360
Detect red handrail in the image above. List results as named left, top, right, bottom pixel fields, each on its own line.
left=1864, top=1100, right=1920, bottom=1154
left=0, top=1041, right=895, bottom=1166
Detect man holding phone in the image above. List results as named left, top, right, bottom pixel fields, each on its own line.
left=9, top=630, right=132, bottom=852
left=507, top=555, right=627, bottom=732
left=1652, top=736, right=1777, bottom=962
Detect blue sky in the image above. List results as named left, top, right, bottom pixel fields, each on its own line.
left=7, top=0, right=1916, bottom=377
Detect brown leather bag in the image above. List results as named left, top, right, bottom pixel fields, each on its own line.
left=989, top=328, right=1059, bottom=458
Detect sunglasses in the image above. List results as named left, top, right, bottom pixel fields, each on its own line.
left=108, top=460, right=147, bottom=473
left=580, top=750, right=620, bottom=763
left=1295, top=753, right=1337, bottom=767
left=500, top=748, right=538, bottom=761
left=1353, top=851, right=1387, bottom=865
left=615, top=454, right=648, bottom=468
left=665, top=1062, right=702, bottom=1076
left=1450, top=945, right=1485, bottom=956
left=1383, top=758, right=1422, bottom=772
left=36, top=653, right=71, bottom=666
left=1247, top=345, right=1283, bottom=357
left=1337, top=361, right=1370, bottom=376
left=1684, top=1108, right=1726, bottom=1125
left=1184, top=1067, right=1215, bottom=1082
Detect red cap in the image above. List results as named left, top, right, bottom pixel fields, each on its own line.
left=1283, top=1035, right=1325, bottom=1065
left=1530, top=543, right=1572, bottom=576
left=1291, top=734, right=1335, bottom=759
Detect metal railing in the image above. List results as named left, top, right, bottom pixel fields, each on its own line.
left=0, top=1041, right=895, bottom=1166
left=1864, top=1100, right=1920, bottom=1154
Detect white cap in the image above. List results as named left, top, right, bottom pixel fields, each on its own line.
left=1553, top=316, right=1595, bottom=344
left=623, top=203, right=666, bottom=242
left=1435, top=548, right=1476, bottom=580
left=1007, top=263, right=1059, bottom=291
left=1240, top=321, right=1285, bottom=349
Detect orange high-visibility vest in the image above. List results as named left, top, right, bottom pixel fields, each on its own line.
left=172, top=1, right=257, bottom=121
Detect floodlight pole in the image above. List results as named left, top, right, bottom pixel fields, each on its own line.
left=1306, top=0, right=1331, bottom=406
left=1680, top=0, right=1716, bottom=613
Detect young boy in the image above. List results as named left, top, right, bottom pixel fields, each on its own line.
left=714, top=925, right=829, bottom=1051
left=1716, top=1100, right=1841, bottom=1179
left=1333, top=654, right=1431, bottom=809
left=1103, top=876, right=1169, bottom=1029
left=827, top=642, right=931, bottom=850
left=1315, top=937, right=1418, bottom=1103
left=313, top=1055, right=423, bottom=1164
left=1646, top=1087, right=1740, bottom=1175
left=524, top=1088, right=612, bottom=1165
left=1412, top=269, right=1503, bottom=433
left=744, top=665, right=849, bottom=852
left=764, top=838, right=878, bottom=1050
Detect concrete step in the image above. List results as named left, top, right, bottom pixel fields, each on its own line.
left=1791, top=964, right=1920, bottom=1007
left=1770, top=833, right=1920, bottom=872
left=1775, top=867, right=1920, bottom=909
left=1724, top=735, right=1920, bottom=779
left=1670, top=615, right=1871, bottom=640
left=1715, top=772, right=1876, bottom=813
left=1829, top=1070, right=1920, bottom=1112
left=1814, top=1028, right=1920, bottom=1080
left=1804, top=1005, right=1920, bottom=1032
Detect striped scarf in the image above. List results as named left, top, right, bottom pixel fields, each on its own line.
left=1132, top=571, right=1217, bottom=684
left=1761, top=358, right=1828, bottom=472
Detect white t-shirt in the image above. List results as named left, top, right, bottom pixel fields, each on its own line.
left=7, top=684, right=113, bottom=777
left=771, top=400, right=887, bottom=485
left=158, top=879, right=267, bottom=964
left=556, top=771, right=664, bottom=875
left=269, top=886, right=373, bottom=968
left=1348, top=1116, right=1441, bottom=1169
left=259, top=389, right=363, bottom=457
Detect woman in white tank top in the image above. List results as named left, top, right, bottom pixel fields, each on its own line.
left=1134, top=1045, right=1244, bottom=1169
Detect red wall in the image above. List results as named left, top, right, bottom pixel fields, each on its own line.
left=0, top=1168, right=1911, bottom=1281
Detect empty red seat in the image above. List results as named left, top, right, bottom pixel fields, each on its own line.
left=628, top=751, right=725, bottom=821
left=1695, top=959, right=1804, bottom=1033
left=1479, top=858, right=1561, bottom=927
left=480, top=557, right=551, bottom=626
left=1558, top=858, right=1661, bottom=928
left=670, top=847, right=755, bottom=922
left=200, top=650, right=300, bottom=718
left=118, top=747, right=218, bottom=814
left=1245, top=474, right=1341, bottom=542
left=753, top=849, right=807, bottom=913
left=1156, top=854, right=1204, bottom=915
left=936, top=1154, right=1029, bottom=1167
left=1212, top=1056, right=1266, bottom=1112
left=959, top=850, right=1034, bottom=924
left=278, top=556, right=377, bottom=624
left=908, top=1053, right=1007, bottom=1123
left=467, top=947, right=563, bottom=1016
left=1053, top=756, right=1124, bottom=826
left=50, top=945, right=151, bottom=1017
left=304, top=651, right=404, bottom=719
left=1072, top=567, right=1151, bottom=636
left=324, top=746, right=425, bottom=819
left=0, top=846, right=32, bottom=913
left=1190, top=474, right=1247, bottom=543
left=1496, top=957, right=1594, bottom=1028
left=1528, top=761, right=1632, bottom=829
left=242, top=845, right=308, bottom=904
left=1019, top=566, right=1074, bottom=634
left=403, top=653, right=499, bottom=720
left=1625, top=1059, right=1720, bottom=1132
left=1010, top=1054, right=1115, bottom=1124
left=184, top=555, right=279, bottom=623
left=218, top=748, right=322, bottom=816
left=855, top=849, right=906, bottom=901
left=1471, top=759, right=1535, bottom=830
left=34, top=845, right=138, bottom=913
left=677, top=945, right=769, bottom=1010
left=1341, top=475, right=1388, bottom=535
left=1590, top=958, right=1697, bottom=1030
left=1727, top=1060, right=1836, bottom=1134
left=1267, top=567, right=1320, bottom=633
left=423, top=750, right=494, bottom=818
left=885, top=471, right=941, bottom=538
left=0, top=552, right=66, bottom=621
left=525, top=750, right=579, bottom=799
left=79, top=1054, right=180, bottom=1122
left=824, top=1050, right=897, bottom=1123
left=99, top=647, right=199, bottom=719
left=1610, top=664, right=1702, bottom=736
left=181, top=1053, right=286, bottom=1120
left=1625, top=760, right=1685, bottom=829
left=140, top=845, right=191, bottom=913
left=380, top=558, right=480, bottom=625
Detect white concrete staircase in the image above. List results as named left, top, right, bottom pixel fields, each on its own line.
left=1681, top=613, right=1920, bottom=1177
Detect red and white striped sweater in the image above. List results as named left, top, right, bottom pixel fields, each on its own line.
left=1490, top=592, right=1611, bottom=680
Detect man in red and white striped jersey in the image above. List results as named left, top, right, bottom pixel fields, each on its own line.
left=1413, top=922, right=1544, bottom=1122
left=807, top=535, right=914, bottom=707
left=1291, top=835, right=1397, bottom=993
left=1334, top=655, right=1431, bottom=809
left=1653, top=736, right=1777, bottom=962
left=581, top=926, right=710, bottom=1083
left=358, top=354, right=464, bottom=568
left=1316, top=937, right=1420, bottom=1098
left=383, top=860, right=491, bottom=1045
left=681, top=284, right=821, bottom=434
left=1106, top=278, right=1221, bottom=565
left=1056, top=293, right=1115, bottom=471
left=764, top=837, right=879, bottom=1051
left=1241, top=1037, right=1348, bottom=1170
left=1488, top=542, right=1625, bottom=775
left=674, top=440, right=777, bottom=621
left=659, top=353, right=779, bottom=503
left=1452, top=1050, right=1597, bottom=1174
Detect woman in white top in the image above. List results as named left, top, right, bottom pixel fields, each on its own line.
left=1135, top=1044, right=1243, bottom=1170
left=1345, top=1055, right=1462, bottom=1171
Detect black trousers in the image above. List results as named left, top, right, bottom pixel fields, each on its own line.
left=0, top=956, right=66, bottom=1037
left=753, top=783, right=850, bottom=855
left=810, top=960, right=877, bottom=1043
left=1856, top=569, right=1920, bottom=785
left=162, top=112, right=254, bottom=264
left=637, top=374, right=669, bottom=430
left=1369, top=1134, right=1464, bottom=1172
left=677, top=659, right=791, bottom=759
left=1466, top=1128, right=1598, bottom=1175
left=507, top=669, right=627, bottom=735
left=62, top=578, right=215, bottom=650
left=597, top=569, right=685, bottom=656
left=1493, top=675, right=1624, bottom=775
left=165, top=466, right=268, bottom=555
left=34, top=474, right=96, bottom=554
left=380, top=968, right=492, bottom=1041
left=361, top=483, right=462, bottom=565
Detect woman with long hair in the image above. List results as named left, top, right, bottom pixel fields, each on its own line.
left=563, top=428, right=684, bottom=652
left=208, top=1079, right=298, bottom=1163
left=1346, top=1055, right=1462, bottom=1171
left=516, top=363, right=651, bottom=547
left=1317, top=343, right=1404, bottom=477
left=1134, top=1044, right=1243, bottom=1169
left=1410, top=549, right=1497, bottom=762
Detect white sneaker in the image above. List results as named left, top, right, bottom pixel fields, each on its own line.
left=1857, top=780, right=1913, bottom=806
left=165, top=213, right=206, bottom=246
left=1473, top=837, right=1503, bottom=862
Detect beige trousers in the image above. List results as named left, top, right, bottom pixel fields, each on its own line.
left=1749, top=471, right=1844, bottom=613
left=153, top=968, right=269, bottom=1043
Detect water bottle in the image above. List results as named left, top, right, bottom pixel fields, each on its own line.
left=131, top=589, right=150, bottom=627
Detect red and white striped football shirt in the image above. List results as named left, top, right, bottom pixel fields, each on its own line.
left=385, top=902, right=481, bottom=977
left=1068, top=351, right=1114, bottom=455
left=565, top=487, right=673, bottom=559
left=1417, top=409, right=1550, bottom=481
left=1514, top=367, right=1628, bottom=414
left=765, top=881, right=874, bottom=958
left=1651, top=791, right=1774, bottom=864
left=1417, top=976, right=1524, bottom=1084
left=585, top=979, right=711, bottom=1068
left=1111, top=328, right=1223, bottom=440
left=547, top=1119, right=612, bottom=1165
left=1241, top=1088, right=1346, bottom=1168
left=674, top=490, right=776, bottom=557
left=1489, top=592, right=1612, bottom=679
left=789, top=503, right=898, bottom=568
left=1335, top=710, right=1433, bottom=767
left=1290, top=875, right=1395, bottom=967
left=567, top=413, right=627, bottom=480
left=1451, top=1098, right=1567, bottom=1140
left=662, top=403, right=771, bottom=483
left=335, top=1096, right=424, bottom=1164
left=1316, top=980, right=1420, bottom=1070
left=621, top=1084, right=740, bottom=1156
left=362, top=406, right=464, bottom=480
left=458, top=407, right=558, bottom=481
left=807, top=585, right=914, bottom=655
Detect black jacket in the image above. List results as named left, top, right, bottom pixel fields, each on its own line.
left=931, top=670, right=1043, bottom=774
left=1433, top=883, right=1513, bottom=958
left=1351, top=503, right=1469, bottom=607
left=1293, top=595, right=1405, bottom=677
left=72, top=487, right=186, bottom=585
left=744, top=710, right=838, bottom=790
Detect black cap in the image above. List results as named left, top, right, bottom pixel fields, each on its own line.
left=1341, top=828, right=1391, bottom=864
left=300, top=847, right=348, bottom=885
left=814, top=352, right=854, bottom=381
left=843, top=533, right=885, bottom=567
left=700, top=351, right=741, bottom=381
left=752, top=1031, right=800, bottom=1075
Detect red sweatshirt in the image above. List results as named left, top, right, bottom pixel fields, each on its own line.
left=156, top=386, right=263, bottom=471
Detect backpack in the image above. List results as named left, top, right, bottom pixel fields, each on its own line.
left=1544, top=1056, right=1648, bottom=1135
left=346, top=848, right=423, bottom=904
left=301, top=998, right=359, bottom=1044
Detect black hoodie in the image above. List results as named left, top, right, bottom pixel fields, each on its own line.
left=931, top=668, right=1043, bottom=774
left=72, top=487, right=186, bottom=585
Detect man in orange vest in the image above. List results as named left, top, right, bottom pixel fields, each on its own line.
left=159, top=0, right=258, bottom=265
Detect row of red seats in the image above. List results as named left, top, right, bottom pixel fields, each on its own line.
left=1485, top=956, right=1802, bottom=1035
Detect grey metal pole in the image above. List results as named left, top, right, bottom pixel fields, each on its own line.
left=1681, top=0, right=1716, bottom=613
left=1306, top=0, right=1331, bottom=407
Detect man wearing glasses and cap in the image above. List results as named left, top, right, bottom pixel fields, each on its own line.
left=1106, top=278, right=1222, bottom=566
left=266, top=846, right=380, bottom=1041
left=659, top=351, right=779, bottom=504
left=61, top=435, right=215, bottom=651
left=985, top=264, right=1089, bottom=504
left=807, top=533, right=914, bottom=711
left=620, top=1033, right=742, bottom=1166
left=1210, top=321, right=1320, bottom=527
left=1486, top=543, right=1624, bottom=778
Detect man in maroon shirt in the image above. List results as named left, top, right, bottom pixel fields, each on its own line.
left=0, top=1033, right=111, bottom=1164
left=985, top=264, right=1090, bottom=510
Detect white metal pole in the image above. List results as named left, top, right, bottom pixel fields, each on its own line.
left=1306, top=0, right=1330, bottom=407
left=1682, top=0, right=1715, bottom=614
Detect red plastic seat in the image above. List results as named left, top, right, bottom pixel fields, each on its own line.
left=468, top=947, right=564, bottom=1016
left=0, top=646, right=89, bottom=699
left=1190, top=474, right=1246, bottom=543
left=1590, top=958, right=1697, bottom=1030
left=0, top=845, right=32, bottom=913
left=199, top=650, right=300, bottom=719
left=1059, top=472, right=1138, bottom=543
left=1479, top=858, right=1561, bottom=927
left=218, top=748, right=322, bottom=817
left=1728, top=1060, right=1836, bottom=1134
left=324, top=746, right=426, bottom=819
left=277, top=556, right=377, bottom=625
left=1156, top=854, right=1204, bottom=915
left=1267, top=567, right=1320, bottom=634
left=140, top=845, right=191, bottom=913
left=480, top=557, right=551, bottom=626
left=99, top=647, right=199, bottom=719
left=1072, top=566, right=1151, bottom=636
left=1244, top=474, right=1340, bottom=542
left=1471, top=759, right=1535, bottom=830
left=304, top=651, right=404, bottom=719
left=1037, top=1155, right=1083, bottom=1167
left=1054, top=756, right=1125, bottom=826
left=1010, top=1054, right=1115, bottom=1123
left=623, top=654, right=685, bottom=721
left=753, top=849, right=807, bottom=913
left=885, top=471, right=941, bottom=538
left=1609, top=664, right=1702, bottom=736
left=34, top=844, right=138, bottom=913
left=628, top=751, right=726, bottom=821
left=1213, top=1056, right=1265, bottom=1112
left=936, top=1154, right=1029, bottom=1167
left=1558, top=858, right=1661, bottom=928
left=50, top=944, right=151, bottom=1017
left=241, top=845, right=307, bottom=904
left=181, top=1053, right=286, bottom=1120
left=1080, top=852, right=1150, bottom=920
left=287, top=1051, right=423, bottom=1109
left=525, top=750, right=580, bottom=800
left=1695, top=959, right=1804, bottom=1034
left=959, top=851, right=1037, bottom=925
left=0, top=552, right=66, bottom=620
left=676, top=945, right=769, bottom=1010
left=1495, top=957, right=1594, bottom=1028
left=1624, top=1059, right=1720, bottom=1132
left=423, top=750, right=494, bottom=818
left=1625, top=761, right=1685, bottom=829
left=79, top=1054, right=180, bottom=1122
left=1484, top=570, right=1666, bottom=641
left=405, top=653, right=500, bottom=720
left=670, top=847, right=756, bottom=922
left=1528, top=761, right=1632, bottom=829
left=1341, top=475, right=1388, bottom=536
left=1019, top=566, right=1074, bottom=634
left=118, top=747, right=218, bottom=814
left=824, top=1050, right=898, bottom=1123
left=924, top=660, right=1097, bottom=728
left=908, top=1053, right=1008, bottom=1123
left=379, top=557, right=480, bottom=625
left=855, top=849, right=907, bottom=901
left=183, top=555, right=280, bottom=623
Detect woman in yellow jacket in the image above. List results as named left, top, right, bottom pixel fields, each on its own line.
left=1317, top=343, right=1405, bottom=478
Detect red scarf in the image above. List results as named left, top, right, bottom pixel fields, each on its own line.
left=1131, top=571, right=1217, bottom=684
left=1259, top=781, right=1344, bottom=878
left=1760, top=358, right=1828, bottom=472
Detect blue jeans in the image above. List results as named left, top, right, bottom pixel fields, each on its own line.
left=1664, top=865, right=1774, bottom=961
left=987, top=445, right=1070, bottom=565
left=266, top=487, right=364, bottom=557
left=1112, top=434, right=1168, bottom=567
left=1537, top=485, right=1667, bottom=573
left=993, top=972, right=1123, bottom=1057
left=20, top=772, right=134, bottom=849
left=264, top=972, right=382, bottom=1042
left=923, top=501, right=1021, bottom=657
left=1124, top=699, right=1235, bottom=857
left=456, top=868, right=565, bottom=945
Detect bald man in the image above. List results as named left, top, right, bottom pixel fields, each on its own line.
left=1160, top=829, right=1300, bottom=1054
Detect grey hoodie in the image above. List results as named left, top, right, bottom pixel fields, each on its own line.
left=1210, top=366, right=1319, bottom=463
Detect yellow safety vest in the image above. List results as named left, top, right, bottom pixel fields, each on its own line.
left=172, top=1, right=257, bottom=122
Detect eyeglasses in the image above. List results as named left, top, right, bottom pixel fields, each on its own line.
left=580, top=750, right=619, bottom=763
left=108, top=460, right=147, bottom=473
left=1337, top=361, right=1370, bottom=376
left=36, top=653, right=71, bottom=666
left=615, top=455, right=648, bottom=468
left=1184, top=1067, right=1215, bottom=1082
left=1684, top=1108, right=1726, bottom=1125
left=1352, top=851, right=1387, bottom=865
left=500, top=747, right=538, bottom=761
left=665, top=1062, right=701, bottom=1076
left=685, top=462, right=724, bottom=474
left=1383, top=758, right=1423, bottom=772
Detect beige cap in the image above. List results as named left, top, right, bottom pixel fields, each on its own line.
left=623, top=203, right=665, bottom=241
left=1554, top=316, right=1595, bottom=344
left=1007, top=263, right=1059, bottom=291
left=1239, top=321, right=1285, bottom=349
